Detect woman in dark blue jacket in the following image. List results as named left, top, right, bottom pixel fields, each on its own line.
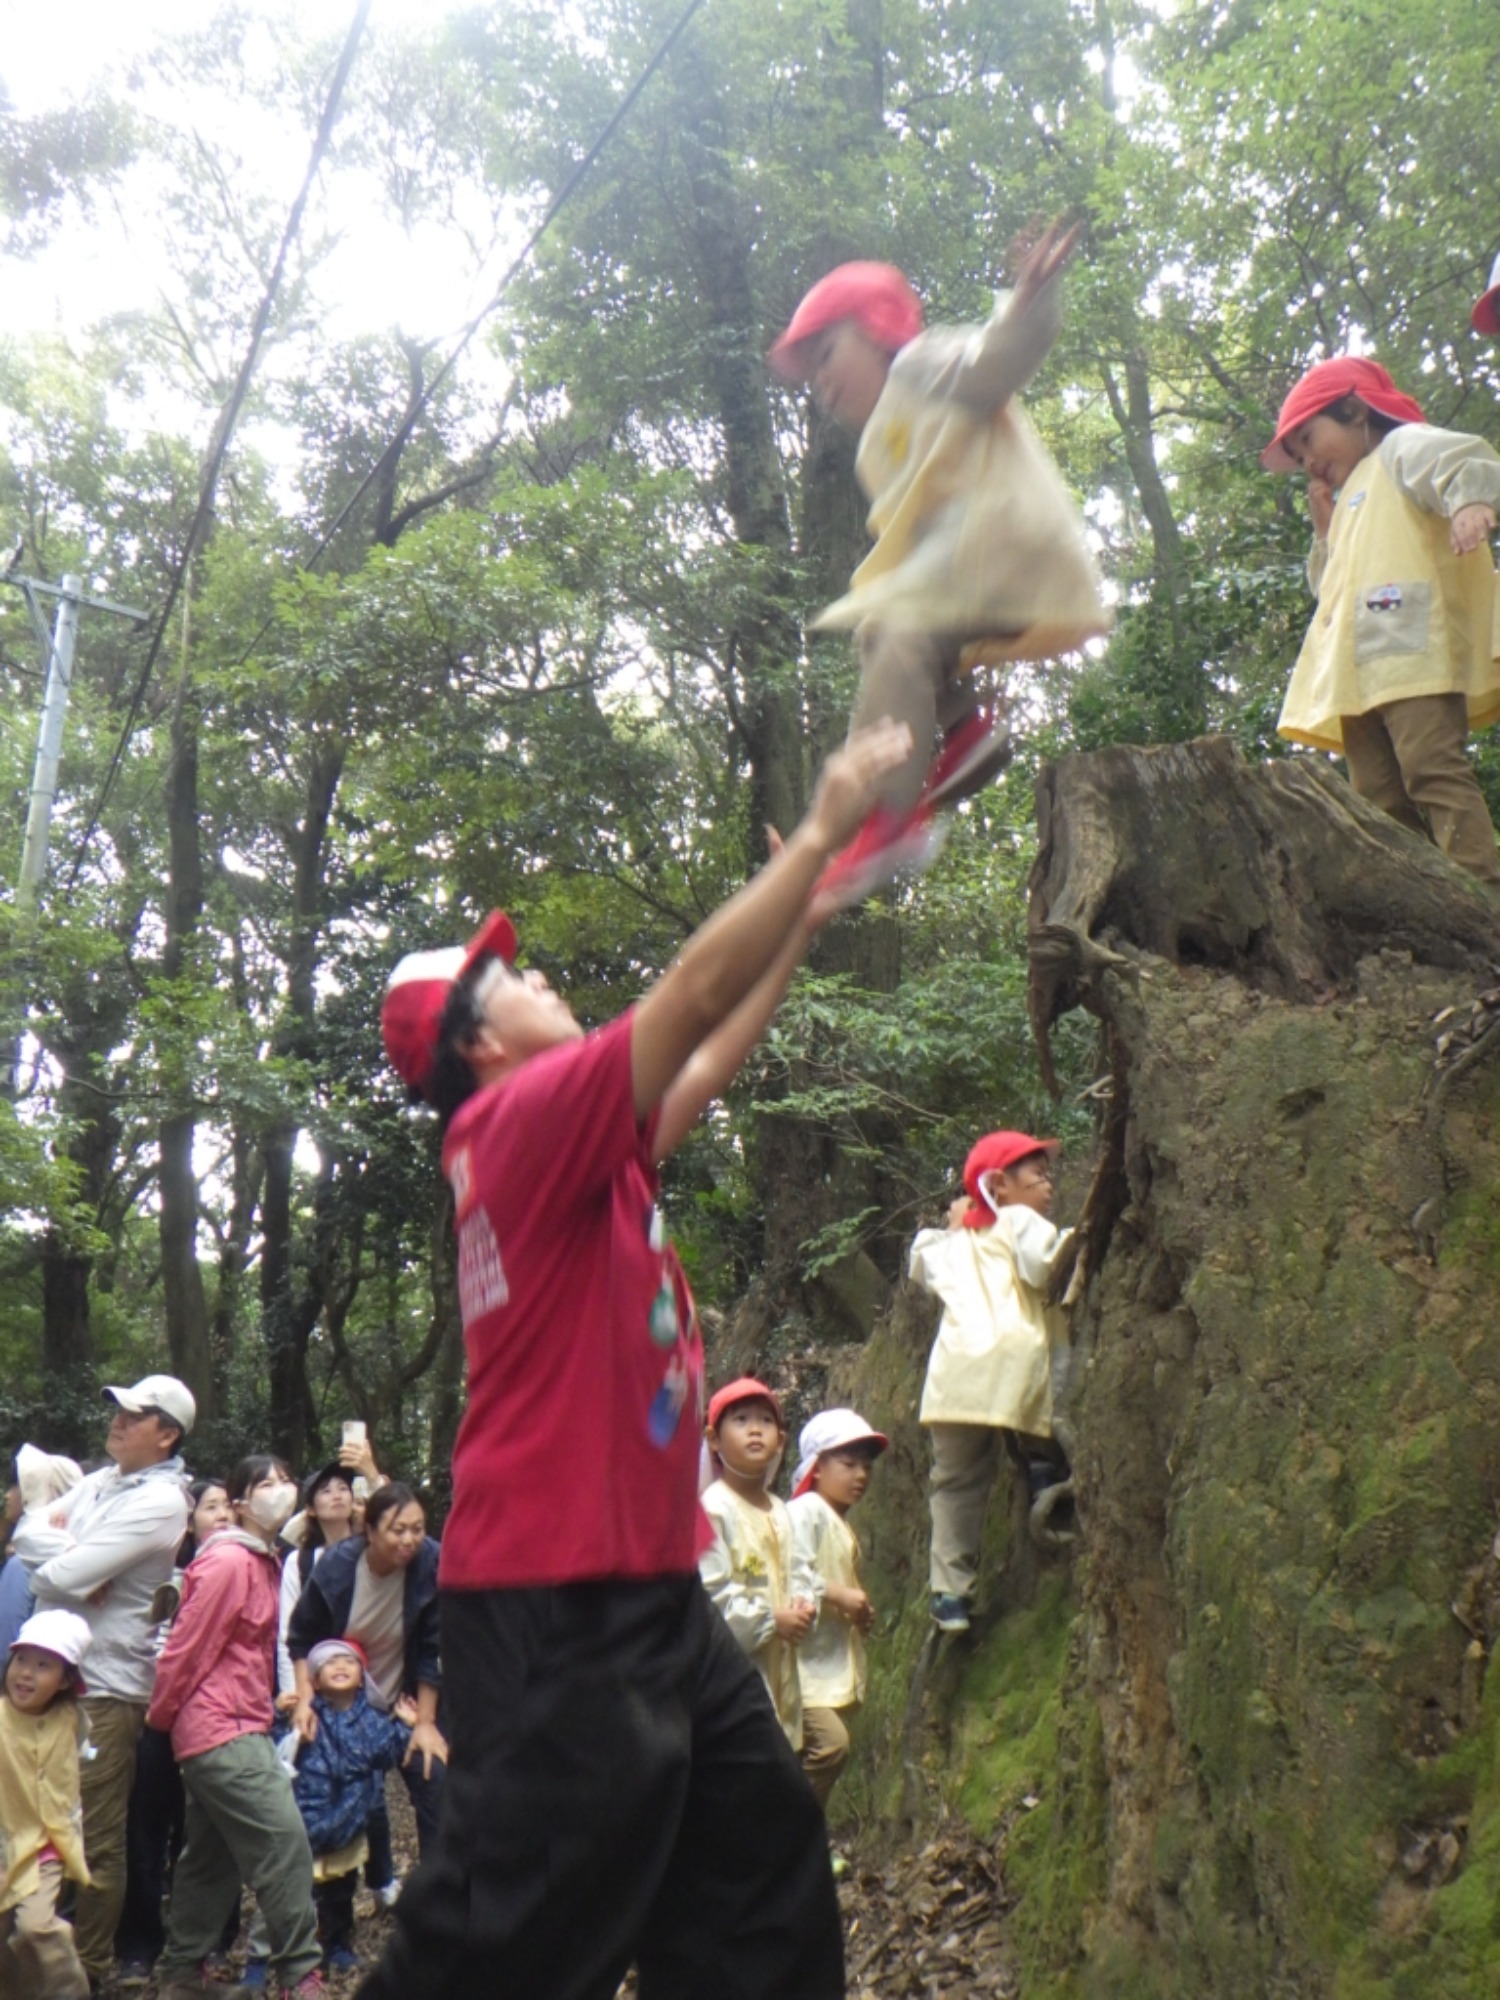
left=286, top=1484, right=446, bottom=1851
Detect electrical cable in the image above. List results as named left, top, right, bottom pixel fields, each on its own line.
left=62, top=0, right=374, bottom=893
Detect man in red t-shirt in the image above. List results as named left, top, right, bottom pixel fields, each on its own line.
left=361, top=722, right=908, bottom=2000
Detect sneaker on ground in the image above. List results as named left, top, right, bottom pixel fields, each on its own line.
left=816, top=801, right=943, bottom=910
left=923, top=705, right=1013, bottom=809
left=375, top=1879, right=402, bottom=1910
left=116, top=1964, right=152, bottom=1992
left=930, top=1591, right=972, bottom=1633
left=325, top=1944, right=360, bottom=1973
left=288, top=1975, right=328, bottom=1997
left=235, top=1960, right=269, bottom=1991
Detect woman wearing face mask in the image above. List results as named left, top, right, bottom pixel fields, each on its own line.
left=146, top=1457, right=324, bottom=2000
left=287, top=1483, right=446, bottom=1857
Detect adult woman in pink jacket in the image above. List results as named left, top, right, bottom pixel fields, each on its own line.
left=146, top=1456, right=323, bottom=2000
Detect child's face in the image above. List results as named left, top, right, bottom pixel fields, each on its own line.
left=804, top=320, right=892, bottom=430
left=812, top=1445, right=878, bottom=1513
left=986, top=1151, right=1055, bottom=1218
left=315, top=1653, right=364, bottom=1701
left=1283, top=409, right=1371, bottom=492
left=710, top=1399, right=784, bottom=1479
left=6, top=1645, right=69, bottom=1715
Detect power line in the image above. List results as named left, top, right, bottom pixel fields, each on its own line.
left=63, top=0, right=374, bottom=893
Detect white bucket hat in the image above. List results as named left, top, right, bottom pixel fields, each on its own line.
left=792, top=1408, right=890, bottom=1497
left=11, top=1608, right=93, bottom=1687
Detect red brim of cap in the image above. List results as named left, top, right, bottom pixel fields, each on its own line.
left=1473, top=286, right=1500, bottom=335
left=460, top=909, right=517, bottom=979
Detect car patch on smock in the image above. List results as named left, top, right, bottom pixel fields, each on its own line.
left=1365, top=584, right=1403, bottom=613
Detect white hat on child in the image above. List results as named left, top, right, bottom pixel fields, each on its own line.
left=792, top=1408, right=890, bottom=1498
left=14, top=1444, right=83, bottom=1512
left=12, top=1608, right=92, bottom=1679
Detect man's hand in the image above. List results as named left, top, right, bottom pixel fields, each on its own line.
left=404, top=1718, right=449, bottom=1779
left=774, top=1599, right=817, bottom=1645
left=1451, top=503, right=1496, bottom=556
left=804, top=719, right=913, bottom=858
left=1307, top=477, right=1335, bottom=540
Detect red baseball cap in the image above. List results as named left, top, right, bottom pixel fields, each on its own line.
left=1473, top=251, right=1500, bottom=336
left=768, top=262, right=923, bottom=381
left=961, top=1129, right=1059, bottom=1228
left=381, top=910, right=517, bottom=1097
left=1261, top=357, right=1425, bottom=471
left=706, top=1377, right=784, bottom=1433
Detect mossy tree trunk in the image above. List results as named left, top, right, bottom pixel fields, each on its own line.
left=1020, top=736, right=1500, bottom=1997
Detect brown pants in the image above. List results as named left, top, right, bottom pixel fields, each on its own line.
left=1340, top=693, right=1500, bottom=883
left=799, top=1706, right=854, bottom=1811
left=75, top=1695, right=146, bottom=1980
left=928, top=1422, right=1007, bottom=1600
left=0, top=1860, right=89, bottom=2000
left=850, top=624, right=974, bottom=815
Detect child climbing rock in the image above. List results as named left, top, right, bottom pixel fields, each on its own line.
left=910, top=1131, right=1074, bottom=1633
left=769, top=220, right=1110, bottom=904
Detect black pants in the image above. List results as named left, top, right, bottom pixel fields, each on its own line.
left=355, top=1576, right=843, bottom=2000
left=317, top=1870, right=358, bottom=1954
left=114, top=1725, right=239, bottom=1966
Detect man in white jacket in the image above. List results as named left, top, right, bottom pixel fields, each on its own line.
left=11, top=1374, right=193, bottom=1988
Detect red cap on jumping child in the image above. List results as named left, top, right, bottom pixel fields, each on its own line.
left=768, top=263, right=923, bottom=381
left=380, top=910, right=518, bottom=1098
left=706, top=1378, right=784, bottom=1432
left=1473, top=251, right=1500, bottom=336
left=1260, top=357, right=1426, bottom=471
left=960, top=1130, right=1059, bottom=1228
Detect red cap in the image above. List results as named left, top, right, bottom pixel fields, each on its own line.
left=961, top=1130, right=1058, bottom=1228
left=706, top=1377, right=784, bottom=1433
left=768, top=262, right=923, bottom=380
left=380, top=910, right=518, bottom=1097
left=1261, top=357, right=1425, bottom=471
left=1473, top=251, right=1500, bottom=336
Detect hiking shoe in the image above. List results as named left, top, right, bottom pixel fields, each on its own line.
left=816, top=801, right=943, bottom=910
left=924, top=705, right=1014, bottom=808
left=931, top=1591, right=972, bottom=1632
left=288, top=1976, right=328, bottom=1997
left=115, top=1964, right=152, bottom=1993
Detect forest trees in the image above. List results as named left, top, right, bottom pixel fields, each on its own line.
left=0, top=0, right=1496, bottom=1474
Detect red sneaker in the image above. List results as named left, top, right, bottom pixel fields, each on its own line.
left=923, top=705, right=1013, bottom=808
left=815, top=801, right=943, bottom=910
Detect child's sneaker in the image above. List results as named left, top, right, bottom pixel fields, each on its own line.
left=923, top=705, right=1013, bottom=808
left=816, top=801, right=943, bottom=910
left=375, top=1878, right=402, bottom=1910
left=287, top=1975, right=327, bottom=1997
left=235, top=1961, right=269, bottom=1990
left=930, top=1591, right=972, bottom=1632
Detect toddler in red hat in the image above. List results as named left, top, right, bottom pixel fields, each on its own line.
left=699, top=1380, right=818, bottom=1750
left=1262, top=356, right=1500, bottom=886
left=770, top=223, right=1110, bottom=906
left=909, top=1130, right=1074, bottom=1633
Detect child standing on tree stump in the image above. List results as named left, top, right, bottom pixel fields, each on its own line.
left=769, top=220, right=1110, bottom=905
left=787, top=1410, right=887, bottom=1810
left=911, top=1131, right=1074, bottom=1635
left=699, top=1380, right=818, bottom=1751
left=1262, top=355, right=1500, bottom=886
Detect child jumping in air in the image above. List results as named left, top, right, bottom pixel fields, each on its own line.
left=290, top=1638, right=414, bottom=1975
left=787, top=1410, right=888, bottom=1809
left=769, top=220, right=1110, bottom=903
left=1262, top=355, right=1500, bottom=885
left=700, top=1379, right=818, bottom=1750
left=911, top=1130, right=1074, bottom=1634
left=0, top=1609, right=93, bottom=2000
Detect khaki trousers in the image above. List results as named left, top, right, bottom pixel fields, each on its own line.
left=850, top=624, right=973, bottom=815
left=76, top=1695, right=146, bottom=1980
left=0, top=1859, right=89, bottom=2000
left=1341, top=693, right=1500, bottom=883
left=799, top=1705, right=853, bottom=1810
left=928, top=1422, right=1006, bottom=1600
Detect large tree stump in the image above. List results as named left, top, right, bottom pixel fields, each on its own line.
left=1007, top=737, right=1500, bottom=1997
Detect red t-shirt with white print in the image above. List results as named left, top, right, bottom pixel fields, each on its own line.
left=438, top=1009, right=707, bottom=1589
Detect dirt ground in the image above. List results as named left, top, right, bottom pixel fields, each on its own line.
left=105, top=1784, right=1014, bottom=1997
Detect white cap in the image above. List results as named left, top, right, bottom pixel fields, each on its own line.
left=104, top=1375, right=196, bottom=1436
left=14, top=1444, right=83, bottom=1511
left=12, top=1608, right=92, bottom=1682
left=792, top=1407, right=890, bottom=1497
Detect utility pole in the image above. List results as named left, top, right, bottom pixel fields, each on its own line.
left=6, top=572, right=148, bottom=910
